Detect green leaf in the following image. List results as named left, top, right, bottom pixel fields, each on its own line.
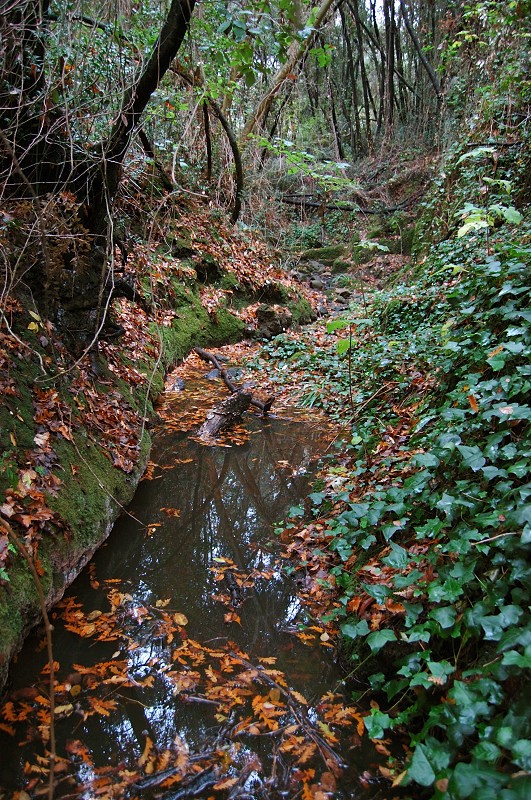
left=472, top=741, right=501, bottom=762
left=429, top=606, right=457, bottom=629
left=382, top=542, right=408, bottom=568
left=412, top=452, right=440, bottom=468
left=362, top=583, right=391, bottom=603
left=364, top=709, right=392, bottom=739
left=512, top=739, right=531, bottom=770
left=458, top=218, right=489, bottom=238
left=288, top=505, right=304, bottom=517
left=407, top=743, right=436, bottom=786
left=336, top=338, right=351, bottom=355
left=309, top=492, right=326, bottom=505
left=341, top=619, right=370, bottom=639
left=326, top=319, right=349, bottom=333
left=489, top=204, right=523, bottom=224
left=457, top=444, right=486, bottom=471
left=502, top=649, right=531, bottom=668
left=366, top=629, right=397, bottom=652
left=457, top=146, right=495, bottom=164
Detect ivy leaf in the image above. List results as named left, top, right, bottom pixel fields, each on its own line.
left=411, top=452, right=440, bottom=468
left=362, top=583, right=391, bottom=603
left=288, top=505, right=304, bottom=517
left=366, top=629, right=397, bottom=652
left=382, top=542, right=408, bottom=568
left=407, top=743, right=437, bottom=786
left=341, top=619, right=370, bottom=639
left=364, top=709, right=392, bottom=739
left=309, top=492, right=326, bottom=505
left=429, top=606, right=457, bottom=629
left=501, top=648, right=531, bottom=669
left=457, top=444, right=486, bottom=471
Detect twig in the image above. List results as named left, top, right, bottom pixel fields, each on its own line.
left=228, top=652, right=344, bottom=769
left=472, top=531, right=518, bottom=546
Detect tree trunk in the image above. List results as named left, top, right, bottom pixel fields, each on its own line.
left=340, top=7, right=363, bottom=156
left=399, top=0, right=442, bottom=101
left=198, top=392, right=253, bottom=439
left=173, top=67, right=243, bottom=223
left=70, top=0, right=195, bottom=345
left=85, top=0, right=196, bottom=240
left=239, top=0, right=337, bottom=147
left=350, top=0, right=374, bottom=151
left=0, top=0, right=57, bottom=193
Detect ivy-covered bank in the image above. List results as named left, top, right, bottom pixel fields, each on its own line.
left=0, top=205, right=313, bottom=690
left=253, top=141, right=530, bottom=798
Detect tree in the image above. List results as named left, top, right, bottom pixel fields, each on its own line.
left=239, top=0, right=338, bottom=146
left=0, top=0, right=196, bottom=348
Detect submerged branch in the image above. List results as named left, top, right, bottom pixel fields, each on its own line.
left=194, top=347, right=274, bottom=414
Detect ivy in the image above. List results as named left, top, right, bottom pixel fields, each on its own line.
left=264, top=212, right=531, bottom=796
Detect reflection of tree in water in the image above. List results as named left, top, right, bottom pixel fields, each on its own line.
left=0, top=416, right=347, bottom=793
left=105, top=416, right=325, bottom=595
left=87, top=417, right=337, bottom=770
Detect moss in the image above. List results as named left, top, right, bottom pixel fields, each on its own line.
left=219, top=273, right=242, bottom=291
left=0, top=420, right=151, bottom=680
left=195, top=253, right=221, bottom=283
left=367, top=221, right=385, bottom=239
left=300, top=245, right=345, bottom=265
left=155, top=296, right=244, bottom=371
left=352, top=244, right=375, bottom=265
left=258, top=281, right=291, bottom=304
left=331, top=258, right=352, bottom=274
left=400, top=226, right=416, bottom=255
left=169, top=234, right=195, bottom=258
left=290, top=296, right=313, bottom=325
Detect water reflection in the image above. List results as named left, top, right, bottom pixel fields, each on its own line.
left=0, top=411, right=378, bottom=797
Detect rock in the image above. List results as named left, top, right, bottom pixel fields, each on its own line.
left=310, top=278, right=325, bottom=290
left=305, top=259, right=327, bottom=271
left=170, top=377, right=185, bottom=391
left=335, top=288, right=351, bottom=300
left=195, top=253, right=221, bottom=283
left=300, top=246, right=345, bottom=266
left=331, top=258, right=352, bottom=274
left=255, top=304, right=293, bottom=339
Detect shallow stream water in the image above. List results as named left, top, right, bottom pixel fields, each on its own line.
left=0, top=377, right=383, bottom=798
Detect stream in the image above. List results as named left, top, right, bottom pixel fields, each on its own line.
left=0, top=367, right=383, bottom=799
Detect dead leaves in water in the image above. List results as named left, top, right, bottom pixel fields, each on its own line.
left=0, top=568, right=365, bottom=798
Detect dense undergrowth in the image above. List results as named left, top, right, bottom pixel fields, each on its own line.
left=252, top=161, right=530, bottom=796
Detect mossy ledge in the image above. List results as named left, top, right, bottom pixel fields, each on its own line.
left=0, top=271, right=302, bottom=691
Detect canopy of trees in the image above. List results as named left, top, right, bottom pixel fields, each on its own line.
left=0, top=0, right=458, bottom=350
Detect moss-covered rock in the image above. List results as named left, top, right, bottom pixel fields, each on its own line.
left=300, top=245, right=345, bottom=265
left=351, top=244, right=375, bottom=265
left=331, top=258, right=352, bottom=274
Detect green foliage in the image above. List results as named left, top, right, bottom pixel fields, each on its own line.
left=256, top=137, right=355, bottom=197
left=264, top=210, right=531, bottom=795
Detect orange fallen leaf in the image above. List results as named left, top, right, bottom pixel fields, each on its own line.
left=468, top=394, right=479, bottom=412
